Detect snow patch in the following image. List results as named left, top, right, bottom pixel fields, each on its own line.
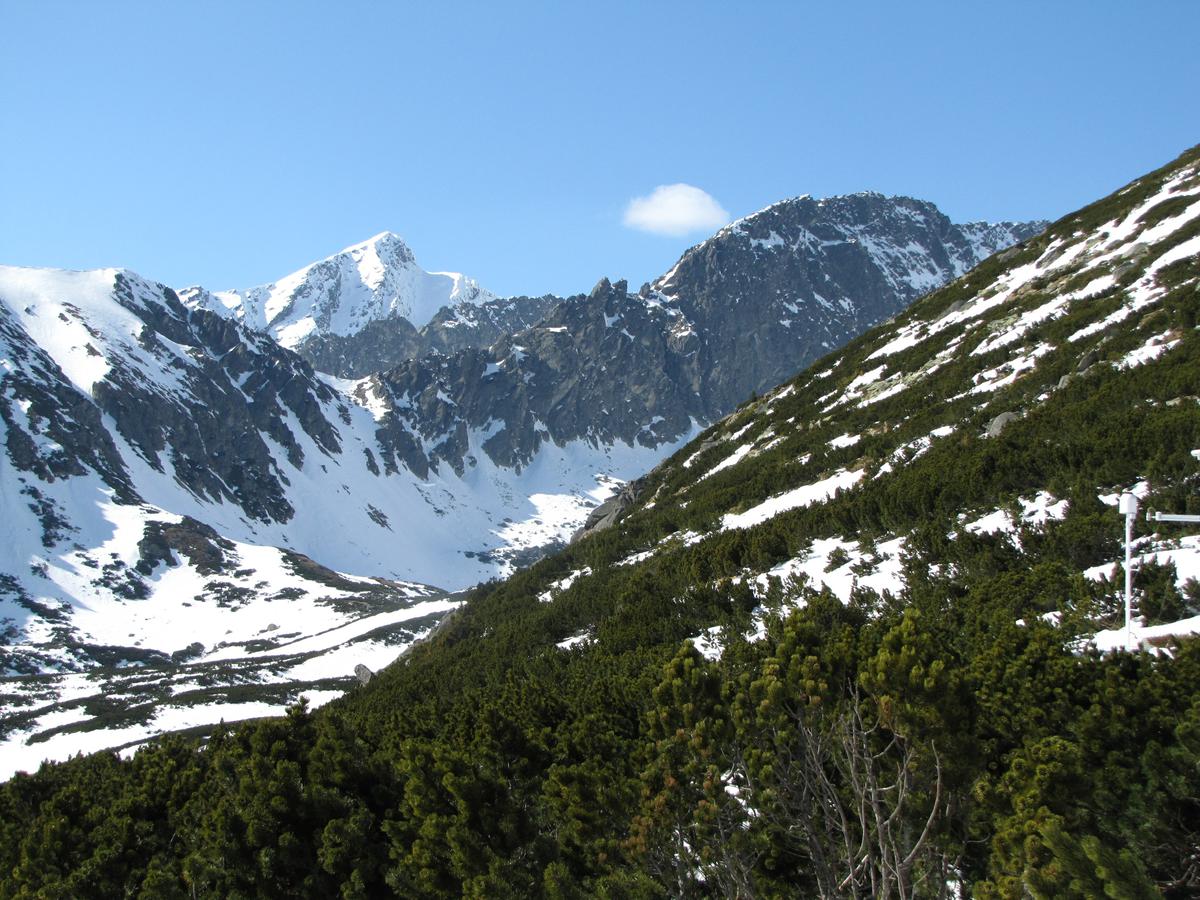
left=721, top=468, right=864, bottom=531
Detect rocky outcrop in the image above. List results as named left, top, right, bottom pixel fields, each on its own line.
left=986, top=411, right=1019, bottom=437
left=572, top=480, right=642, bottom=541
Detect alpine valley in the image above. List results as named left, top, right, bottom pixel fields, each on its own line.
left=0, top=191, right=1041, bottom=774
left=2, top=140, right=1200, bottom=895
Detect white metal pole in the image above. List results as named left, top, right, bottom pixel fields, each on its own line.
left=1118, top=492, right=1139, bottom=652
left=1125, top=507, right=1134, bottom=650
left=1147, top=511, right=1200, bottom=524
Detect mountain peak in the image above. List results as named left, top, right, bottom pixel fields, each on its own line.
left=340, top=231, right=417, bottom=268
left=183, top=234, right=494, bottom=348
left=657, top=192, right=1046, bottom=303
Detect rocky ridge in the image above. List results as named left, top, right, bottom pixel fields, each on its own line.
left=319, top=195, right=1045, bottom=478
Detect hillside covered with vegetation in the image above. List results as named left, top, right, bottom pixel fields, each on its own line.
left=2, top=145, right=1199, bottom=898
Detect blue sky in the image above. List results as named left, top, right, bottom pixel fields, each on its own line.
left=3, top=1, right=1197, bottom=298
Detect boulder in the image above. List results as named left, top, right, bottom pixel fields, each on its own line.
left=986, top=411, right=1018, bottom=437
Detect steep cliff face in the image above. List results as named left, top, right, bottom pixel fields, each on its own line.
left=297, top=294, right=562, bottom=379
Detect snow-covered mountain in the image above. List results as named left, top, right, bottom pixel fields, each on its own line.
left=310, top=196, right=1046, bottom=480
left=0, top=194, right=1043, bottom=774
left=181, top=231, right=495, bottom=350
left=0, top=264, right=689, bottom=772
left=277, top=198, right=1045, bottom=386
left=4, top=144, right=1198, bottom=900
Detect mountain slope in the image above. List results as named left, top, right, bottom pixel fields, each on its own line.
left=0, top=194, right=1042, bottom=777
left=0, top=265, right=681, bottom=768
left=1, top=145, right=1191, bottom=895
left=315, top=143, right=1200, bottom=896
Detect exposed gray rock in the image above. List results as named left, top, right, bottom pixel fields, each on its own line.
left=136, top=517, right=236, bottom=577
left=940, top=299, right=967, bottom=319
left=170, top=642, right=205, bottom=663
left=987, top=411, right=1019, bottom=437
left=0, top=303, right=135, bottom=501
left=297, top=294, right=561, bottom=379
left=355, top=663, right=374, bottom=685
left=572, top=480, right=642, bottom=541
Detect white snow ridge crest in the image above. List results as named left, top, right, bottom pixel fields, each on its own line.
left=181, top=232, right=495, bottom=349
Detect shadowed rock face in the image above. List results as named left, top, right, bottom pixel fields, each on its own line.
left=298, top=294, right=562, bottom=379
left=87, top=275, right=349, bottom=524
left=572, top=479, right=642, bottom=541
left=0, top=304, right=135, bottom=507
left=645, top=194, right=1047, bottom=417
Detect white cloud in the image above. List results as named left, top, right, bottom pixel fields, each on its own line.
left=623, top=183, right=730, bottom=237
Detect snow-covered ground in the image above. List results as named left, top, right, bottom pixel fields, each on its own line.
left=0, top=581, right=465, bottom=779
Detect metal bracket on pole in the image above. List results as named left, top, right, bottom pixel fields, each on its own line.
left=1146, top=510, right=1200, bottom=524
